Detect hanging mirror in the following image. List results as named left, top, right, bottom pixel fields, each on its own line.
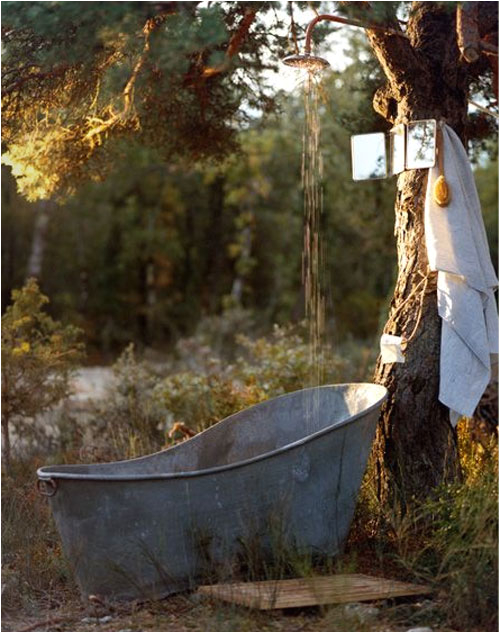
left=390, top=124, right=405, bottom=175
left=351, top=132, right=388, bottom=180
left=406, top=119, right=437, bottom=169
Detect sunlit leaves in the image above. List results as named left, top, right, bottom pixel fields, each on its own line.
left=2, top=2, right=287, bottom=201
left=1, top=278, right=84, bottom=464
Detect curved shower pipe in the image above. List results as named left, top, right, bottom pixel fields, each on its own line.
left=303, top=13, right=408, bottom=55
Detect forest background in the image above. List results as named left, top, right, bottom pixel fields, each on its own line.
left=3, top=7, right=496, bottom=362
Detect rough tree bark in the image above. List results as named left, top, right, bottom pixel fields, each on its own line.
left=359, top=2, right=496, bottom=510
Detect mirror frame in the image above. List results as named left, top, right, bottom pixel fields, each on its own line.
left=405, top=119, right=437, bottom=170
left=350, top=119, right=438, bottom=181
left=389, top=123, right=406, bottom=175
left=350, top=132, right=388, bottom=181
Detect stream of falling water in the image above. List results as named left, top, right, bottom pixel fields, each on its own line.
left=302, top=73, right=326, bottom=433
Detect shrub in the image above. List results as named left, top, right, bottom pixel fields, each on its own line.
left=86, top=343, right=167, bottom=460
left=235, top=323, right=348, bottom=396
left=87, top=322, right=354, bottom=454
left=395, top=433, right=498, bottom=632
left=1, top=279, right=84, bottom=469
left=151, top=323, right=352, bottom=440
left=153, top=371, right=266, bottom=438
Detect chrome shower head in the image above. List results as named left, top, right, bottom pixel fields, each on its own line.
left=281, top=13, right=407, bottom=75
left=282, top=53, right=330, bottom=72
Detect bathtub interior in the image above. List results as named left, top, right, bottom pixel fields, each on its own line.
left=39, top=383, right=386, bottom=479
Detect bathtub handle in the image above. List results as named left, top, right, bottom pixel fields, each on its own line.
left=37, top=478, right=58, bottom=497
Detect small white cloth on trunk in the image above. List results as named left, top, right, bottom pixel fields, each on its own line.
left=380, top=333, right=405, bottom=364
left=424, top=123, right=498, bottom=425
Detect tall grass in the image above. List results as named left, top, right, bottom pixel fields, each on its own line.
left=393, top=425, right=498, bottom=632
left=1, top=459, right=78, bottom=615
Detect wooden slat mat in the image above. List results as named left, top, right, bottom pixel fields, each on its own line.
left=197, top=574, right=432, bottom=610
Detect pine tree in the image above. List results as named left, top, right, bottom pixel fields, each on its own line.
left=343, top=1, right=498, bottom=508
left=1, top=2, right=289, bottom=200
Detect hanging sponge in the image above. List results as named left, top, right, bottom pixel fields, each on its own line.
left=433, top=128, right=451, bottom=207
left=433, top=174, right=451, bottom=207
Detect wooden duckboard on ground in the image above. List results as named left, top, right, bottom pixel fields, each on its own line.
left=197, top=574, right=432, bottom=610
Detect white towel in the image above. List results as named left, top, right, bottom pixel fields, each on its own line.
left=424, top=123, right=498, bottom=425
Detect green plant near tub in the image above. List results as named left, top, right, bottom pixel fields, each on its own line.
left=85, top=343, right=167, bottom=461
left=392, top=431, right=498, bottom=632
left=84, top=323, right=353, bottom=459
left=153, top=370, right=267, bottom=437
left=234, top=323, right=347, bottom=396
left=152, top=323, right=350, bottom=438
left=1, top=279, right=84, bottom=470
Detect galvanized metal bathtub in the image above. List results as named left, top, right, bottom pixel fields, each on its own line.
left=37, top=383, right=387, bottom=601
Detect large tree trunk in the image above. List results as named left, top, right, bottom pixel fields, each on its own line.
left=365, top=3, right=473, bottom=509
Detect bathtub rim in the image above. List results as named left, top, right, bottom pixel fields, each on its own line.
left=37, top=382, right=387, bottom=483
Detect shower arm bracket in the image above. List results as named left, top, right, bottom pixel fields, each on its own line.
left=303, top=13, right=408, bottom=55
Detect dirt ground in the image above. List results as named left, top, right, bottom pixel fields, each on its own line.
left=2, top=589, right=451, bottom=633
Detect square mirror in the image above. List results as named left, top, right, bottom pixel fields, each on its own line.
left=351, top=132, right=388, bottom=181
left=406, top=119, right=437, bottom=169
left=390, top=124, right=405, bottom=175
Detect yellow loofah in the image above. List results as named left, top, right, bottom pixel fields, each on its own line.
left=433, top=174, right=451, bottom=207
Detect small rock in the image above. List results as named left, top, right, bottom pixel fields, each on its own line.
left=406, top=628, right=433, bottom=632
left=414, top=600, right=437, bottom=609
left=189, top=592, right=203, bottom=604
left=99, top=615, right=113, bottom=624
left=343, top=603, right=380, bottom=621
left=81, top=615, right=113, bottom=624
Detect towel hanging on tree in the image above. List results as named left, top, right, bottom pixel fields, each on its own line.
left=424, top=123, right=498, bottom=426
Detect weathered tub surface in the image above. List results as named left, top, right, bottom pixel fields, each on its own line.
left=37, top=383, right=387, bottom=601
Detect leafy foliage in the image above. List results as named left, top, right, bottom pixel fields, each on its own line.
left=80, top=322, right=359, bottom=460
left=1, top=279, right=84, bottom=466
left=1, top=1, right=292, bottom=200
left=2, top=5, right=496, bottom=352
left=395, top=436, right=498, bottom=632
left=235, top=323, right=346, bottom=394
left=154, top=322, right=349, bottom=436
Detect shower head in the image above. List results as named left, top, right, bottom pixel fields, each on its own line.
left=281, top=13, right=408, bottom=75
left=282, top=53, right=330, bottom=72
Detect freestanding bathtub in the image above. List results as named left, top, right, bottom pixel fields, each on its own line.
left=37, top=383, right=387, bottom=601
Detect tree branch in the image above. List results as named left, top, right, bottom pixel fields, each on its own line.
left=2, top=65, right=73, bottom=97
left=340, top=2, right=429, bottom=106
left=83, top=15, right=169, bottom=144
left=201, top=8, right=257, bottom=79
left=365, top=13, right=428, bottom=96
left=457, top=2, right=480, bottom=63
